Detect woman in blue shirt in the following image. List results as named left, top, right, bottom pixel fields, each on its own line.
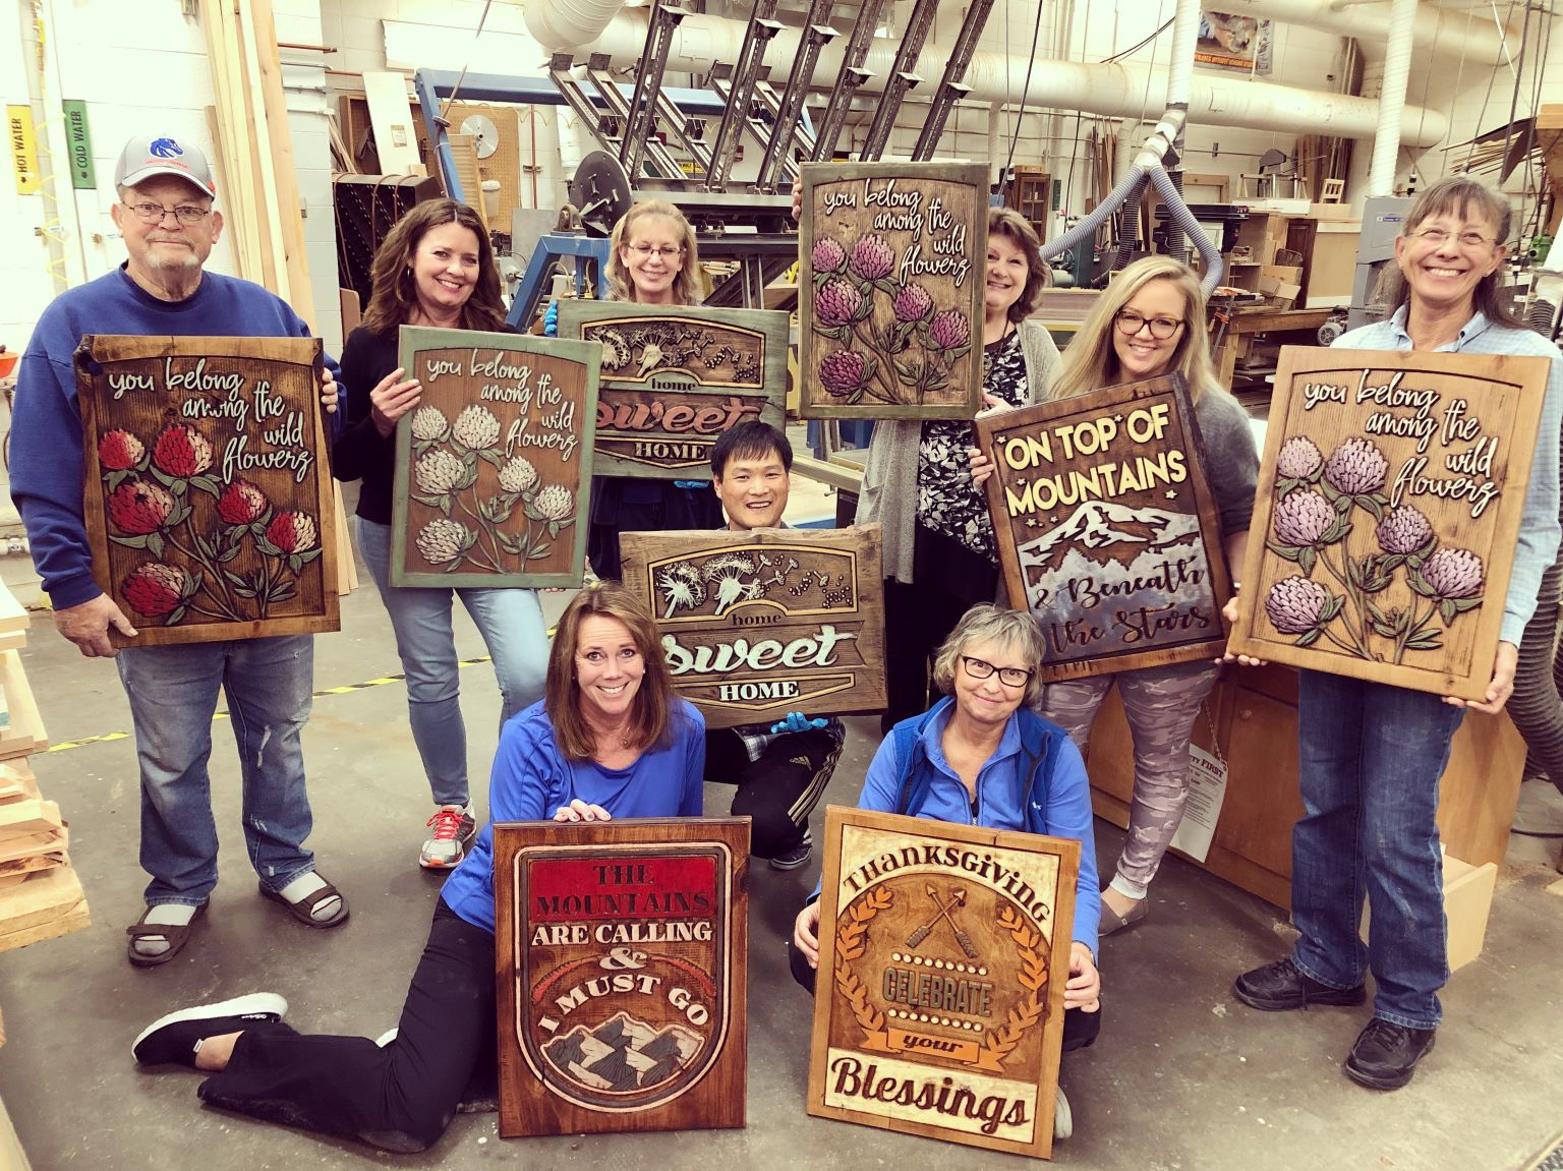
left=129, top=583, right=705, bottom=1151
left=790, top=604, right=1104, bottom=1047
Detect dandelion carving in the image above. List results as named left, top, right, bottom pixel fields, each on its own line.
left=1262, top=435, right=1483, bottom=662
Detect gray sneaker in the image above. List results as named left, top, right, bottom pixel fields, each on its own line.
left=420, top=805, right=476, bottom=870
left=770, top=830, right=813, bottom=871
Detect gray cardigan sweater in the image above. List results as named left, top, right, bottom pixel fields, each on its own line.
left=856, top=320, right=1062, bottom=584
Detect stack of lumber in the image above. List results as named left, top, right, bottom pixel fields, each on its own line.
left=0, top=581, right=84, bottom=956
left=197, top=0, right=358, bottom=594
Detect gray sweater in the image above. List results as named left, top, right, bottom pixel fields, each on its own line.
left=1192, top=388, right=1259, bottom=540
left=856, top=320, right=1062, bottom=584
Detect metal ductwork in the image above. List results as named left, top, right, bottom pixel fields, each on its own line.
left=523, top=0, right=631, bottom=53
left=1365, top=0, right=1418, bottom=198
left=1225, top=0, right=1508, bottom=62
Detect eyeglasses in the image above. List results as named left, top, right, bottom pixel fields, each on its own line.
left=960, top=655, right=1034, bottom=689
left=122, top=201, right=212, bottom=225
left=627, top=243, right=683, bottom=259
left=1412, top=226, right=1495, bottom=249
left=1115, top=310, right=1184, bottom=339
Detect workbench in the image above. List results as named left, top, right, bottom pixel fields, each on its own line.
left=1208, top=306, right=1333, bottom=391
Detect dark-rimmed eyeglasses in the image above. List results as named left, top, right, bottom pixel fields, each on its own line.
left=121, top=201, right=212, bottom=225
left=961, top=655, right=1034, bottom=689
left=1115, top=310, right=1184, bottom=340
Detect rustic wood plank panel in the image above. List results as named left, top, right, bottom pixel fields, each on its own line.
left=806, top=806, right=1078, bottom=1160
left=390, top=326, right=600, bottom=588
left=974, top=373, right=1233, bottom=679
left=1227, top=347, right=1550, bottom=700
left=75, top=335, right=340, bottom=647
left=558, top=301, right=789, bottom=480
left=798, top=161, right=987, bottom=421
left=493, top=817, right=750, bottom=1137
left=618, top=526, right=886, bottom=729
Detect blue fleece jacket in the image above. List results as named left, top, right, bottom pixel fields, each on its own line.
left=855, top=697, right=1101, bottom=956
left=10, top=265, right=332, bottom=609
left=441, top=698, right=707, bottom=933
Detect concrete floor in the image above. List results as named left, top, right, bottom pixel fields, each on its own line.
left=3, top=561, right=1563, bottom=1170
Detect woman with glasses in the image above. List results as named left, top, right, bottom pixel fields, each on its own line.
left=546, top=200, right=724, bottom=579
left=858, top=207, right=1062, bottom=731
left=977, top=255, right=1259, bottom=937
left=332, top=199, right=550, bottom=870
left=788, top=603, right=1100, bottom=1134
left=1232, top=178, right=1563, bottom=1092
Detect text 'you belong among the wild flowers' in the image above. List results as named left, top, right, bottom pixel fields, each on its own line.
left=1230, top=348, right=1550, bottom=701
left=798, top=162, right=987, bottom=421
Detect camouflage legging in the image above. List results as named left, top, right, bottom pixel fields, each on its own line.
left=1508, top=560, right=1563, bottom=791
left=1041, top=659, right=1221, bottom=901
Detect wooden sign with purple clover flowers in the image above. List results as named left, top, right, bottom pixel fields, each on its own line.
left=74, top=334, right=340, bottom=647
left=390, top=326, right=600, bottom=588
left=798, top=161, right=986, bottom=420
left=1228, top=347, right=1550, bottom=701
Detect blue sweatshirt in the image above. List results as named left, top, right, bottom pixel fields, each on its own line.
left=441, top=698, right=707, bottom=933
left=11, top=265, right=331, bottom=609
left=851, top=697, right=1101, bottom=956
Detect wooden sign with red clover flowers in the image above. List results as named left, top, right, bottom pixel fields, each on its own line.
left=74, top=334, right=340, bottom=646
left=390, top=326, right=600, bottom=588
left=798, top=161, right=986, bottom=420
left=1228, top=346, right=1550, bottom=701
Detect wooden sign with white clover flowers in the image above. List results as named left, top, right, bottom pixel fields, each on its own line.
left=557, top=301, right=788, bottom=480
left=1228, top=347, right=1550, bottom=700
left=74, top=334, right=340, bottom=647
left=798, top=161, right=986, bottom=421
left=390, top=326, right=600, bottom=588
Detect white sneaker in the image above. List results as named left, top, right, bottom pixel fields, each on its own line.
left=419, top=805, right=476, bottom=870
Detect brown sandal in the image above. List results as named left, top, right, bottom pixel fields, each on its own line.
left=259, top=877, right=350, bottom=928
left=126, top=902, right=207, bottom=968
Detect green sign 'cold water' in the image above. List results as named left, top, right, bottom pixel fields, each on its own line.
left=62, top=100, right=94, bottom=189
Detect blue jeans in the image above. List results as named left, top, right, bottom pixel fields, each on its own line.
left=116, top=634, right=318, bottom=906
left=1291, top=669, right=1464, bottom=1029
left=357, top=518, right=548, bottom=806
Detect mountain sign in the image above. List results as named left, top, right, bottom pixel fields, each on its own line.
left=974, top=374, right=1233, bottom=680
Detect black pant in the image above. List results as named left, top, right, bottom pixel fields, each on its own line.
left=787, top=928, right=1101, bottom=1052
left=197, top=899, right=494, bottom=1152
left=587, top=476, right=724, bottom=581
left=882, top=529, right=1002, bottom=733
left=705, top=727, right=841, bottom=858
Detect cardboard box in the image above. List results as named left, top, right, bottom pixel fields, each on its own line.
left=1262, top=264, right=1303, bottom=284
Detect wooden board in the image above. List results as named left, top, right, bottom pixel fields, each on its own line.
left=1227, top=347, right=1550, bottom=700
left=975, top=373, right=1233, bottom=679
left=558, top=302, right=789, bottom=480
left=0, top=864, right=88, bottom=954
left=618, top=526, right=886, bottom=729
left=493, top=817, right=749, bottom=1138
left=391, top=326, right=600, bottom=588
left=0, top=654, right=42, bottom=762
left=806, top=806, right=1078, bottom=1160
left=798, top=161, right=986, bottom=420
left=75, top=335, right=340, bottom=646
left=361, top=70, right=426, bottom=176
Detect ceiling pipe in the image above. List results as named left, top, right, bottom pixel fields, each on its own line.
left=1220, top=0, right=1507, bottom=62
left=1366, top=0, right=1417, bottom=198
left=562, top=9, right=1449, bottom=146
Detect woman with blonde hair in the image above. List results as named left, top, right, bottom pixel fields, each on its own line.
left=549, top=199, right=723, bottom=578
left=859, top=206, right=1063, bottom=731
left=978, top=255, right=1258, bottom=936
left=333, top=198, right=549, bottom=870
left=130, top=584, right=706, bottom=1151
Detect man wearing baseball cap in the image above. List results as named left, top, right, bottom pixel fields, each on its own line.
left=10, top=133, right=349, bottom=967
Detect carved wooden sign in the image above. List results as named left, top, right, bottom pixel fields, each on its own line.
left=807, top=806, right=1078, bottom=1160
left=1228, top=347, right=1549, bottom=700
left=798, top=161, right=986, bottom=420
left=557, top=301, right=788, bottom=479
left=391, top=325, right=599, bottom=587
left=74, top=334, right=339, bottom=646
left=974, top=374, right=1232, bottom=679
left=618, top=526, right=886, bottom=729
left=494, top=818, right=749, bottom=1138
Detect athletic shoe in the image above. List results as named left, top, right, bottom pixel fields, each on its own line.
left=420, top=805, right=477, bottom=870
left=1233, top=957, right=1366, bottom=1011
left=1344, top=1019, right=1436, bottom=1090
left=770, top=830, right=814, bottom=871
left=132, top=993, right=287, bottom=1066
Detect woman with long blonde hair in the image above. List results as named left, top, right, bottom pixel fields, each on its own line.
left=980, top=255, right=1258, bottom=937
